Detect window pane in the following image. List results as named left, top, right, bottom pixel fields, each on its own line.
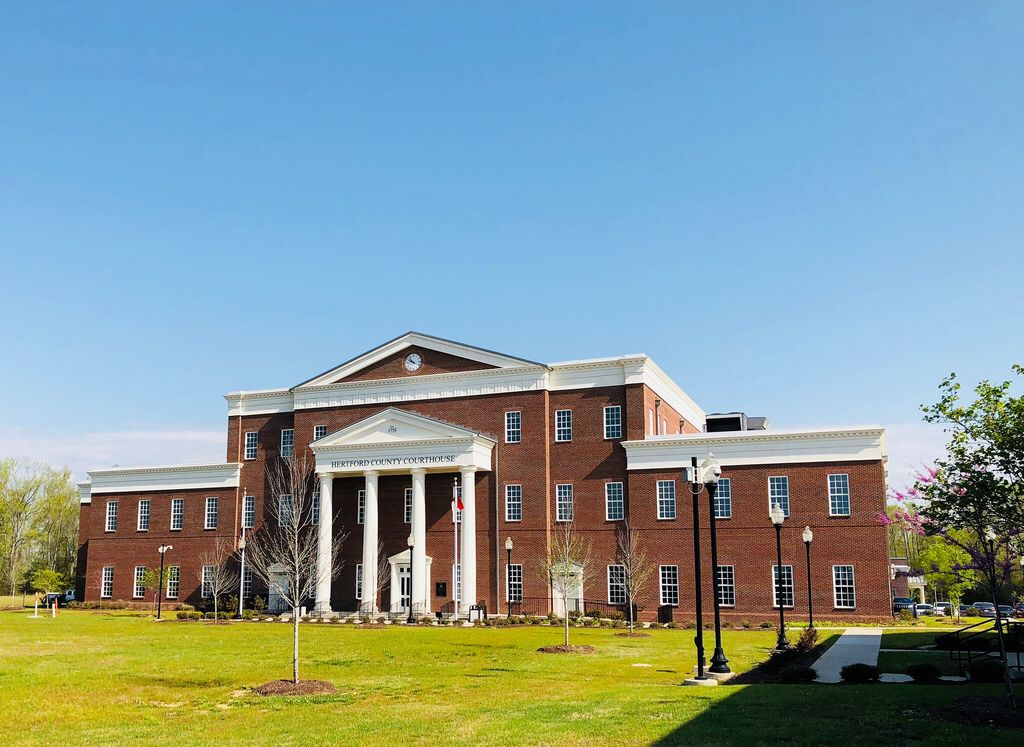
left=772, top=565, right=794, bottom=607
left=829, top=474, right=850, bottom=516
left=604, top=406, right=622, bottom=439
left=713, top=478, right=732, bottom=519
left=605, top=482, right=624, bottom=521
left=505, top=485, right=522, bottom=522
left=657, top=480, right=676, bottom=520
left=769, top=476, right=790, bottom=517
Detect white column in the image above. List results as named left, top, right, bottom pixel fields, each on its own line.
left=411, top=468, right=427, bottom=615
left=460, top=467, right=477, bottom=614
left=361, top=470, right=379, bottom=615
left=315, top=472, right=334, bottom=614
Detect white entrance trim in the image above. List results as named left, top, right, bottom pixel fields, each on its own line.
left=387, top=549, right=432, bottom=615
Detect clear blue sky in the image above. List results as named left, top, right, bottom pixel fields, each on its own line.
left=2, top=3, right=1022, bottom=483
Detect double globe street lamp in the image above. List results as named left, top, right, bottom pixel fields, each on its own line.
left=770, top=503, right=789, bottom=650
left=156, top=544, right=173, bottom=620
left=687, top=453, right=729, bottom=682
left=803, top=525, right=814, bottom=630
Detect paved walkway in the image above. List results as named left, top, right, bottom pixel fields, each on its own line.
left=812, top=627, right=882, bottom=683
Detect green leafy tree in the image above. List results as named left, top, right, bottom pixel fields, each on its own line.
left=917, top=532, right=977, bottom=616
left=30, top=568, right=65, bottom=594
left=141, top=567, right=170, bottom=613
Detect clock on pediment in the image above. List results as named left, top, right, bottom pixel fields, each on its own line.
left=404, top=352, right=423, bottom=372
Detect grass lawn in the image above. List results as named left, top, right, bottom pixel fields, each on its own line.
left=0, top=609, right=1009, bottom=745
left=877, top=650, right=962, bottom=677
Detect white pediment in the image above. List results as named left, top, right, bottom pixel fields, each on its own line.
left=312, top=408, right=487, bottom=448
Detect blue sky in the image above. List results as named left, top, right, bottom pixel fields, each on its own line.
left=1, top=3, right=1021, bottom=485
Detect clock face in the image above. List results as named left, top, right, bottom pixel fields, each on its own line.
left=404, top=353, right=423, bottom=372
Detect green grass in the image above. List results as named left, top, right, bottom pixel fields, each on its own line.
left=877, top=650, right=962, bottom=677
left=0, top=609, right=1008, bottom=745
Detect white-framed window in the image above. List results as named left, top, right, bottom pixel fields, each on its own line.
left=311, top=488, right=321, bottom=526
left=133, top=566, right=146, bottom=598
left=717, top=565, right=736, bottom=606
left=355, top=564, right=363, bottom=600
left=313, top=424, right=328, bottom=441
left=828, top=474, right=851, bottom=516
left=170, top=498, right=184, bottom=531
left=769, top=476, right=790, bottom=517
left=713, top=478, right=732, bottom=519
left=242, top=568, right=252, bottom=599
left=101, top=566, right=114, bottom=598
left=453, top=563, right=462, bottom=602
left=772, top=565, right=794, bottom=608
left=404, top=488, right=412, bottom=524
left=278, top=494, right=294, bottom=526
left=607, top=564, right=626, bottom=605
left=357, top=489, right=365, bottom=525
left=507, top=563, right=523, bottom=602
left=555, top=484, right=573, bottom=522
left=505, top=484, right=522, bottom=522
left=555, top=409, right=572, bottom=442
left=137, top=499, right=150, bottom=531
left=204, top=496, right=219, bottom=530
left=605, top=482, right=624, bottom=521
left=833, top=565, right=856, bottom=608
left=244, top=431, right=258, bottom=460
left=660, top=565, right=679, bottom=606
left=280, top=428, right=294, bottom=458
left=166, top=566, right=180, bottom=599
left=242, top=494, right=255, bottom=529
left=657, top=480, right=676, bottom=520
left=604, top=405, right=622, bottom=439
left=105, top=501, right=118, bottom=532
left=452, top=485, right=462, bottom=524
left=505, top=411, right=521, bottom=444
left=201, top=566, right=214, bottom=598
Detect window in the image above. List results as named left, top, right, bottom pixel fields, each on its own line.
left=357, top=490, right=365, bottom=525
left=833, top=565, right=856, bottom=608
left=201, top=566, right=213, bottom=598
left=312, top=488, right=320, bottom=526
left=133, top=566, right=146, bottom=598
left=772, top=565, right=794, bottom=608
left=313, top=424, right=328, bottom=441
left=829, top=474, right=851, bottom=516
left=769, top=476, right=790, bottom=517
left=204, top=497, right=219, bottom=530
left=608, top=564, right=626, bottom=605
left=170, top=498, right=184, bottom=531
left=453, top=563, right=462, bottom=602
left=137, top=499, right=150, bottom=531
left=242, top=494, right=255, bottom=529
left=505, top=485, right=522, bottom=522
left=507, top=563, right=523, bottom=602
left=555, top=484, right=573, bottom=522
left=105, top=501, right=118, bottom=532
left=452, top=485, right=462, bottom=524
left=657, top=480, right=676, bottom=520
left=244, top=431, right=258, bottom=460
left=166, top=566, right=180, bottom=599
left=605, top=482, right=624, bottom=521
left=505, top=411, right=521, bottom=444
left=604, top=406, right=622, bottom=439
left=660, top=565, right=679, bottom=606
left=280, top=428, right=294, bottom=458
left=278, top=494, right=294, bottom=526
left=404, top=488, right=412, bottom=524
left=713, top=478, right=732, bottom=519
left=242, top=568, right=252, bottom=599
left=555, top=409, right=572, bottom=442
left=101, top=567, right=114, bottom=598
left=717, top=565, right=736, bottom=606
left=355, top=564, right=363, bottom=600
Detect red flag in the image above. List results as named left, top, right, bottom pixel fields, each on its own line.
left=457, top=495, right=464, bottom=511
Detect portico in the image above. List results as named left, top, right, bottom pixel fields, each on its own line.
left=309, top=408, right=494, bottom=617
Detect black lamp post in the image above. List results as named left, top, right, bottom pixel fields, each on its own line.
left=407, top=533, right=415, bottom=624
left=689, top=456, right=707, bottom=680
left=770, top=503, right=789, bottom=650
left=802, top=526, right=814, bottom=630
left=156, top=544, right=172, bottom=620
left=702, top=454, right=730, bottom=674
left=505, top=537, right=513, bottom=615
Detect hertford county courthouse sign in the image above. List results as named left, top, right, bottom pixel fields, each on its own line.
left=329, top=455, right=458, bottom=470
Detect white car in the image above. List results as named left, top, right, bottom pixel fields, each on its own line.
left=915, top=603, right=935, bottom=616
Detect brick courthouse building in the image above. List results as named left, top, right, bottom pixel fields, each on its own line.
left=76, top=332, right=892, bottom=622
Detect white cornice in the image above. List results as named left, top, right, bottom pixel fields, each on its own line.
left=224, top=389, right=294, bottom=416
left=78, top=481, right=92, bottom=505
left=88, top=463, right=242, bottom=495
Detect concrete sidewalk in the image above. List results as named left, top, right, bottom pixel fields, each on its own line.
left=812, top=628, right=882, bottom=683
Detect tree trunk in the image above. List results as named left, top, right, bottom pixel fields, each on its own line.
left=563, top=606, right=569, bottom=647
left=627, top=593, right=634, bottom=634
left=293, top=605, right=300, bottom=684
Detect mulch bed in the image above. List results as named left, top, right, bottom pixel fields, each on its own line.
left=537, top=645, right=596, bottom=654
left=255, top=679, right=337, bottom=696
left=930, top=696, right=1024, bottom=730
left=615, top=632, right=651, bottom=638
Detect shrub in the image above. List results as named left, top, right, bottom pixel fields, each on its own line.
left=780, top=665, right=817, bottom=684
left=611, top=619, right=625, bottom=628
left=968, top=659, right=1004, bottom=683
left=547, top=613, right=558, bottom=623
left=253, top=596, right=267, bottom=613
left=225, top=595, right=239, bottom=615
left=898, top=609, right=914, bottom=623
left=759, top=621, right=773, bottom=630
left=682, top=621, right=696, bottom=630
left=587, top=609, right=602, bottom=620
left=178, top=603, right=195, bottom=612
left=419, top=616, right=434, bottom=625
left=568, top=610, right=583, bottom=622
left=906, top=663, right=942, bottom=683
left=740, top=619, right=752, bottom=629
left=608, top=611, right=624, bottom=621
left=840, top=663, right=881, bottom=684
left=795, top=626, right=819, bottom=654
left=722, top=621, right=733, bottom=630
left=176, top=611, right=201, bottom=620
left=241, top=609, right=256, bottom=620
left=666, top=621, right=680, bottom=629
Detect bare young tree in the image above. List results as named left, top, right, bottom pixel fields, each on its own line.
left=540, top=521, right=592, bottom=647
left=371, top=536, right=389, bottom=617
left=615, top=521, right=655, bottom=634
left=198, top=537, right=237, bottom=619
left=246, top=451, right=346, bottom=683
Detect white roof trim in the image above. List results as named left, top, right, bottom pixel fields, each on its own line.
left=88, top=463, right=242, bottom=494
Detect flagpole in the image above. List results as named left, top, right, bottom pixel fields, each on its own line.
left=453, top=476, right=460, bottom=621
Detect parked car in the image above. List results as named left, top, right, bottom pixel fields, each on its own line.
left=997, top=605, right=1014, bottom=619
left=958, top=603, right=972, bottom=614
left=972, top=602, right=996, bottom=618
left=934, top=602, right=951, bottom=616
left=915, top=603, right=935, bottom=616
left=1014, top=602, right=1024, bottom=618
left=892, top=597, right=915, bottom=615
